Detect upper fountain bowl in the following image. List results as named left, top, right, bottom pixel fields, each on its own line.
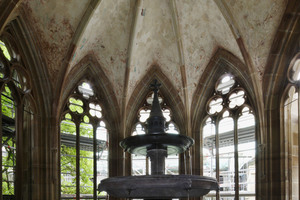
left=120, top=132, right=194, bottom=156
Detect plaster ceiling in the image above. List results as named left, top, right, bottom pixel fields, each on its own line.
left=19, top=0, right=287, bottom=108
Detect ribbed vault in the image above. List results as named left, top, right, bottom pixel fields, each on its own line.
left=3, top=0, right=284, bottom=115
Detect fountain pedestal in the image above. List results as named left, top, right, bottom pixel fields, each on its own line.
left=148, top=148, right=167, bottom=175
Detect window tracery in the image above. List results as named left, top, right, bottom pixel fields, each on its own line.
left=60, top=81, right=108, bottom=200
left=283, top=55, right=300, bottom=200
left=0, top=35, right=35, bottom=199
left=202, top=74, right=256, bottom=200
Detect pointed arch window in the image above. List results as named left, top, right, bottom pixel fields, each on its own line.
left=131, top=91, right=179, bottom=176
left=202, top=74, right=256, bottom=200
left=283, top=55, right=300, bottom=199
left=60, top=81, right=109, bottom=200
left=0, top=36, right=35, bottom=199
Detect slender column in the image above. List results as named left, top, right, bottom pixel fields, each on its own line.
left=188, top=149, right=192, bottom=175
left=148, top=149, right=167, bottom=175
left=15, top=101, right=22, bottom=200
left=146, top=156, right=149, bottom=175
left=76, top=123, right=80, bottom=200
left=0, top=95, right=2, bottom=200
left=58, top=120, right=61, bottom=200
left=184, top=151, right=187, bottom=174
left=215, top=118, right=220, bottom=200
left=93, top=124, right=97, bottom=200
left=234, top=116, right=239, bottom=200
left=297, top=85, right=300, bottom=198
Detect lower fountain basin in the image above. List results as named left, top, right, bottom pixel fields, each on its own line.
left=98, top=175, right=219, bottom=199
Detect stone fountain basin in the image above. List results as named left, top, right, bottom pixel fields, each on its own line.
left=120, top=133, right=194, bottom=156
left=98, top=175, right=219, bottom=199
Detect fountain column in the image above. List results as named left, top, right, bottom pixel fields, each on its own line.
left=146, top=80, right=168, bottom=175
left=147, top=148, right=167, bottom=175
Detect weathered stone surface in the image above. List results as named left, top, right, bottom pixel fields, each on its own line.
left=98, top=175, right=219, bottom=199
left=20, top=0, right=287, bottom=109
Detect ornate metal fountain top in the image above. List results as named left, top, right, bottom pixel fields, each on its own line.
left=98, top=80, right=218, bottom=199
left=120, top=80, right=194, bottom=156
left=147, top=79, right=166, bottom=134
left=150, top=79, right=161, bottom=91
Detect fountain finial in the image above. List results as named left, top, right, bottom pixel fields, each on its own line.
left=147, top=79, right=166, bottom=134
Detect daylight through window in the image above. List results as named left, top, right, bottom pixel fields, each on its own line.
left=60, top=82, right=108, bottom=200
left=202, top=74, right=256, bottom=200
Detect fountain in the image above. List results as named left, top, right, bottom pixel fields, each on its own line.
left=98, top=80, right=218, bottom=199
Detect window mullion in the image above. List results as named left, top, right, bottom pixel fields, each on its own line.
left=0, top=95, right=2, bottom=200
left=215, top=118, right=220, bottom=200
left=287, top=102, right=292, bottom=200
left=233, top=115, right=239, bottom=199
left=76, top=123, right=80, bottom=200
left=93, top=123, right=97, bottom=200
left=14, top=97, right=20, bottom=199
left=297, top=86, right=300, bottom=200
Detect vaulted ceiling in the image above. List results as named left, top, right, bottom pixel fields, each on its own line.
left=13, top=0, right=287, bottom=108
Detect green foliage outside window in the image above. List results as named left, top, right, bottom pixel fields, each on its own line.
left=61, top=145, right=76, bottom=195
left=69, top=98, right=84, bottom=114
left=61, top=119, right=76, bottom=135
left=80, top=123, right=94, bottom=195
left=1, top=85, right=16, bottom=195
left=0, top=40, right=11, bottom=61
left=2, top=137, right=15, bottom=195
left=61, top=84, right=108, bottom=197
left=80, top=122, right=93, bottom=138
left=79, top=149, right=93, bottom=195
left=2, top=85, right=15, bottom=119
left=61, top=120, right=76, bottom=195
left=60, top=120, right=97, bottom=196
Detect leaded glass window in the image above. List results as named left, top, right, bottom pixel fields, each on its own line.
left=283, top=55, right=300, bottom=200
left=60, top=82, right=108, bottom=200
left=2, top=84, right=16, bottom=196
left=0, top=37, right=35, bottom=199
left=202, top=74, right=256, bottom=200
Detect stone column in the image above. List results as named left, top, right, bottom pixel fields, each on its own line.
left=147, top=149, right=167, bottom=175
